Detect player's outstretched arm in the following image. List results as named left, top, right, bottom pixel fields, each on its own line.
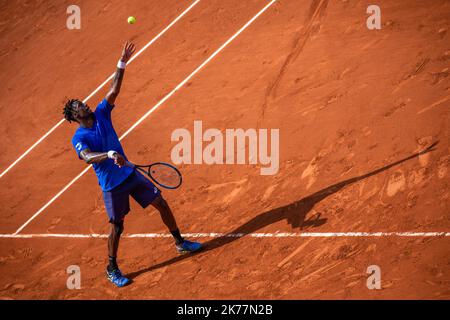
left=105, top=41, right=136, bottom=106
left=80, top=149, right=125, bottom=167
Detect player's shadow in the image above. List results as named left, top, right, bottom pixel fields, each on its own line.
left=127, top=141, right=438, bottom=279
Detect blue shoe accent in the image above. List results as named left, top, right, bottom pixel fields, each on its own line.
left=176, top=240, right=202, bottom=254
left=106, top=268, right=130, bottom=287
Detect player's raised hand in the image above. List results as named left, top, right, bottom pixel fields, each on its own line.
left=120, top=41, right=136, bottom=63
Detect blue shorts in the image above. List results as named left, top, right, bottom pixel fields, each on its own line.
left=102, top=170, right=161, bottom=223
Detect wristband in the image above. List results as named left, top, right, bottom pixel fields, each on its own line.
left=107, top=151, right=118, bottom=159
left=117, top=60, right=126, bottom=69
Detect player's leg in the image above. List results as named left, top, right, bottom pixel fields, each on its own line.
left=107, top=219, right=123, bottom=272
left=105, top=219, right=130, bottom=287
left=103, top=180, right=132, bottom=287
left=150, top=195, right=202, bottom=253
left=130, top=170, right=202, bottom=253
left=150, top=195, right=184, bottom=244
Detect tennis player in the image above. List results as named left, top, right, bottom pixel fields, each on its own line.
left=63, top=41, right=202, bottom=287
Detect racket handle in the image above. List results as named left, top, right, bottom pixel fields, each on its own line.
left=125, top=161, right=136, bottom=168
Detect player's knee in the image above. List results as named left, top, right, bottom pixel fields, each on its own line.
left=154, top=196, right=169, bottom=210
left=159, top=197, right=169, bottom=209
left=112, top=221, right=124, bottom=236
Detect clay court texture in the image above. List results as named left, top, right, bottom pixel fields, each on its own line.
left=0, top=0, right=449, bottom=299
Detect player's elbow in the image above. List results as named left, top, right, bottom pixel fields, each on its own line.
left=80, top=153, right=92, bottom=164
left=109, top=88, right=120, bottom=97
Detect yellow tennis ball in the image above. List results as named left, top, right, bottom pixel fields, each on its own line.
left=127, top=16, right=136, bottom=24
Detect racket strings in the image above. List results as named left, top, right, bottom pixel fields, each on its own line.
left=148, top=164, right=181, bottom=188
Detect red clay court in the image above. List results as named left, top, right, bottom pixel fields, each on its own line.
left=0, top=0, right=449, bottom=299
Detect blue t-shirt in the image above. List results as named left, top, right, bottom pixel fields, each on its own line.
left=71, top=99, right=134, bottom=192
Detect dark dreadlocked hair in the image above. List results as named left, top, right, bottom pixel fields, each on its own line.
left=63, top=99, right=80, bottom=123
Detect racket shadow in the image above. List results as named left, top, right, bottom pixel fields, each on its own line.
left=126, top=141, right=438, bottom=279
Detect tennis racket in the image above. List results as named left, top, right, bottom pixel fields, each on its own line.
left=125, top=161, right=182, bottom=189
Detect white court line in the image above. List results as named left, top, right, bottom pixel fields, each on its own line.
left=1, top=232, right=450, bottom=239
left=13, top=0, right=277, bottom=236
left=0, top=0, right=201, bottom=179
